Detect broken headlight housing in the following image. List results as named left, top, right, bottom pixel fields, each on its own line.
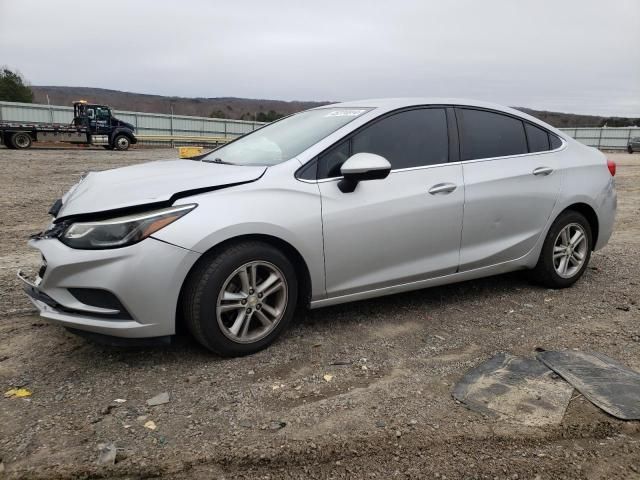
left=59, top=204, right=196, bottom=249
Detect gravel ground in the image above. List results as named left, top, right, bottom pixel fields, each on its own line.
left=0, top=147, right=639, bottom=479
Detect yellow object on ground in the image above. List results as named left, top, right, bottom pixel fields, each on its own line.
left=178, top=146, right=204, bottom=159
left=4, top=388, right=32, bottom=398
left=144, top=420, right=157, bottom=430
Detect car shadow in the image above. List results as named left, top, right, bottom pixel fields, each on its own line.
left=296, top=270, right=543, bottom=327
left=57, top=270, right=546, bottom=365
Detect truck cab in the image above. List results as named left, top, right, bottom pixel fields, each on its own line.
left=73, top=101, right=137, bottom=150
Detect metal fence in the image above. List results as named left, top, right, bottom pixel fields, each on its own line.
left=0, top=100, right=265, bottom=146
left=558, top=127, right=638, bottom=150
left=1, top=100, right=638, bottom=150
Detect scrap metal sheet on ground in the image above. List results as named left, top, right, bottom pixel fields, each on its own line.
left=452, top=353, right=574, bottom=426
left=537, top=350, right=640, bottom=420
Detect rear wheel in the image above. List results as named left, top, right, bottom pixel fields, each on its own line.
left=629, top=145, right=634, bottom=154
left=11, top=132, right=32, bottom=149
left=113, top=134, right=130, bottom=151
left=182, top=241, right=298, bottom=356
left=531, top=211, right=592, bottom=288
left=4, top=134, right=17, bottom=149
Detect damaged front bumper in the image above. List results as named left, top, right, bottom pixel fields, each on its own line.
left=19, top=236, right=200, bottom=338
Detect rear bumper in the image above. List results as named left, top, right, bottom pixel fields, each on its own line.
left=594, top=177, right=617, bottom=251
left=20, top=237, right=200, bottom=338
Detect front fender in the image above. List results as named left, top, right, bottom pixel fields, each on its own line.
left=152, top=179, right=326, bottom=300
left=110, top=128, right=137, bottom=144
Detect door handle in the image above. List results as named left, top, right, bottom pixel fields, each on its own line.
left=428, top=183, right=457, bottom=195
left=533, top=166, right=554, bottom=176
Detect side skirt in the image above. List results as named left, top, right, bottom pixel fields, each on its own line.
left=309, top=258, right=531, bottom=309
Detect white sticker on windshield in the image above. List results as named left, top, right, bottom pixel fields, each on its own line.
left=324, top=109, right=367, bottom=118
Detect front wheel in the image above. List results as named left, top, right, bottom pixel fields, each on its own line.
left=182, top=241, right=298, bottom=356
left=530, top=211, right=592, bottom=288
left=629, top=145, right=634, bottom=154
left=113, top=134, right=131, bottom=151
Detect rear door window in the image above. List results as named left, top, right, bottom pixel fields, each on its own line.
left=458, top=108, right=528, bottom=160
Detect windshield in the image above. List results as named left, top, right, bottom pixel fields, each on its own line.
left=202, top=107, right=371, bottom=166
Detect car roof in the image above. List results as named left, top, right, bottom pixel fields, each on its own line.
left=315, top=97, right=564, bottom=136
left=321, top=97, right=502, bottom=109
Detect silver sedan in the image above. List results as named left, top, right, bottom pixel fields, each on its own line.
left=20, top=98, right=617, bottom=356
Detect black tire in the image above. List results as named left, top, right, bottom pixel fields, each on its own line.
left=4, top=134, right=17, bottom=149
left=182, top=241, right=298, bottom=356
left=11, top=132, right=32, bottom=149
left=530, top=210, right=592, bottom=288
left=113, top=134, right=131, bottom=151
left=628, top=145, right=634, bottom=154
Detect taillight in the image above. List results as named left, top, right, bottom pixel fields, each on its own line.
left=607, top=158, right=616, bottom=176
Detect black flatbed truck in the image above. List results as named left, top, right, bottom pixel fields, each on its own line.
left=0, top=101, right=137, bottom=150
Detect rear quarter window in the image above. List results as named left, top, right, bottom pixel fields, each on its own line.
left=549, top=133, right=563, bottom=150
left=525, top=123, right=550, bottom=152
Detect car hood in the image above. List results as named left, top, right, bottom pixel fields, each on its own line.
left=56, top=159, right=266, bottom=219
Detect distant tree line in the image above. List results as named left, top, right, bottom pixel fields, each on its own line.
left=520, top=108, right=640, bottom=128
left=210, top=108, right=285, bottom=122
left=0, top=67, right=34, bottom=103
left=600, top=117, right=640, bottom=128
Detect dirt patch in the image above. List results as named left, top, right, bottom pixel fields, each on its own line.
left=0, top=148, right=639, bottom=479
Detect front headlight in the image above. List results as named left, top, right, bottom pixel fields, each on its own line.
left=60, top=204, right=196, bottom=249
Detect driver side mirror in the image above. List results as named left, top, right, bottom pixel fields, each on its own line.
left=338, top=153, right=391, bottom=193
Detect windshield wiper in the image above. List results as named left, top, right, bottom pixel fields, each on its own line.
left=202, top=157, right=234, bottom=165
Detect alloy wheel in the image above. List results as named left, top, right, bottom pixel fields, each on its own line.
left=216, top=261, right=288, bottom=343
left=553, top=223, right=588, bottom=278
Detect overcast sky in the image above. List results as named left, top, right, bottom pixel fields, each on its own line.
left=1, top=0, right=638, bottom=116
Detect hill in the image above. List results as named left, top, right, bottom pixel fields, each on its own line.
left=517, top=107, right=639, bottom=128
left=31, top=86, right=639, bottom=127
left=31, top=86, right=330, bottom=121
